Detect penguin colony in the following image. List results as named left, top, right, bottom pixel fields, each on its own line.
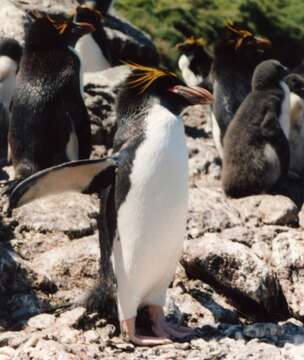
left=1, top=0, right=303, bottom=347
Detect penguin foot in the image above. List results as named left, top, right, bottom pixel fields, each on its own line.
left=121, top=317, right=172, bottom=346
left=149, top=305, right=195, bottom=340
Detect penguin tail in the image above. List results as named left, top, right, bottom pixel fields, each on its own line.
left=8, top=156, right=118, bottom=210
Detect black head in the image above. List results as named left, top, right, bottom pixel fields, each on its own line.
left=252, top=59, right=289, bottom=91
left=215, top=24, right=271, bottom=62
left=119, top=63, right=213, bottom=115
left=286, top=73, right=304, bottom=98
left=59, top=5, right=102, bottom=46
left=0, top=38, right=22, bottom=64
left=77, top=0, right=113, bottom=14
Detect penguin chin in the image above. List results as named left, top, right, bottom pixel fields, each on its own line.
left=168, top=85, right=213, bottom=105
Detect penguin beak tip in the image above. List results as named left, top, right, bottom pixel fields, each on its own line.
left=169, top=85, right=214, bottom=105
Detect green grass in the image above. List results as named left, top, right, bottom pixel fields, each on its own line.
left=116, top=0, right=304, bottom=70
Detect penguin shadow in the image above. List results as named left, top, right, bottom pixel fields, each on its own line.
left=271, top=175, right=304, bottom=210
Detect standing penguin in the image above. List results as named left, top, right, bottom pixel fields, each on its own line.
left=222, top=60, right=290, bottom=198
left=8, top=64, right=213, bottom=345
left=177, top=36, right=213, bottom=90
left=0, top=38, right=22, bottom=160
left=9, top=7, right=101, bottom=179
left=286, top=69, right=304, bottom=177
left=75, top=0, right=112, bottom=73
left=212, top=24, right=271, bottom=158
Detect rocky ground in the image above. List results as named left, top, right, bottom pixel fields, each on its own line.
left=0, top=1, right=304, bottom=359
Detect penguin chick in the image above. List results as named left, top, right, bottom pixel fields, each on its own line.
left=222, top=59, right=290, bottom=198
left=286, top=73, right=304, bottom=177
left=176, top=36, right=213, bottom=90
left=8, top=64, right=213, bottom=346
left=0, top=38, right=22, bottom=160
left=9, top=8, right=100, bottom=179
left=212, top=24, right=271, bottom=158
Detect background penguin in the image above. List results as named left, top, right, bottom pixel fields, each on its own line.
left=8, top=8, right=101, bottom=179
left=75, top=0, right=112, bottom=73
left=222, top=59, right=290, bottom=198
left=176, top=36, right=213, bottom=91
left=8, top=64, right=213, bottom=346
left=286, top=72, right=304, bottom=177
left=0, top=38, right=22, bottom=161
left=211, top=24, right=271, bottom=158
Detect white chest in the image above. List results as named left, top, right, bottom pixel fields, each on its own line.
left=116, top=104, right=189, bottom=263
left=75, top=34, right=111, bottom=74
left=178, top=54, right=202, bottom=87
left=0, top=56, right=17, bottom=107
left=279, top=81, right=291, bottom=140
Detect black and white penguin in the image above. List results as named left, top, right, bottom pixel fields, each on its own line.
left=75, top=0, right=112, bottom=73
left=176, top=36, right=213, bottom=90
left=212, top=24, right=271, bottom=158
left=222, top=59, right=290, bottom=198
left=286, top=67, right=304, bottom=177
left=8, top=64, right=213, bottom=345
left=0, top=38, right=22, bottom=160
left=8, top=8, right=101, bottom=179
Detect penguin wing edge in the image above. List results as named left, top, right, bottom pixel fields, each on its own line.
left=9, top=157, right=118, bottom=210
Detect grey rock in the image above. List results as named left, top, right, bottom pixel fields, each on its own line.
left=187, top=188, right=241, bottom=239
left=31, top=235, right=99, bottom=291
left=84, top=66, right=131, bottom=147
left=182, top=234, right=288, bottom=320
left=272, top=231, right=304, bottom=321
left=13, top=193, right=99, bottom=240
left=232, top=195, right=298, bottom=226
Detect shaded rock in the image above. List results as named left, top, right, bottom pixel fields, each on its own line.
left=187, top=188, right=241, bottom=239
left=13, top=193, right=99, bottom=240
left=84, top=65, right=131, bottom=147
left=272, top=231, right=304, bottom=321
left=232, top=195, right=298, bottom=226
left=243, top=323, right=284, bottom=339
left=182, top=234, right=288, bottom=320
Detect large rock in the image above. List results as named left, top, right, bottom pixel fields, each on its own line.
left=13, top=193, right=99, bottom=240
left=272, top=231, right=304, bottom=321
left=187, top=188, right=241, bottom=239
left=182, top=234, right=288, bottom=320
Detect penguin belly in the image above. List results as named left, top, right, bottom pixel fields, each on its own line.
left=289, top=92, right=304, bottom=177
left=0, top=55, right=17, bottom=107
left=178, top=55, right=202, bottom=87
left=75, top=34, right=111, bottom=74
left=114, top=104, right=189, bottom=320
left=279, top=81, right=291, bottom=140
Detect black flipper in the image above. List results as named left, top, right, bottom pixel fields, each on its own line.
left=9, top=156, right=118, bottom=209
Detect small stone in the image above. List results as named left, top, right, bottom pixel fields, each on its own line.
left=28, top=313, right=56, bottom=330
left=56, top=307, right=86, bottom=328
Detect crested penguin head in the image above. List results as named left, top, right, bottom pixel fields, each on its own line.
left=252, top=59, right=289, bottom=91
left=0, top=38, right=22, bottom=66
left=25, top=7, right=101, bottom=50
left=119, top=63, right=213, bottom=115
left=215, top=23, right=271, bottom=63
left=176, top=36, right=207, bottom=55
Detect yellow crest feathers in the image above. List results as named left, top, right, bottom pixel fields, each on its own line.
left=226, top=22, right=253, bottom=49
left=124, top=62, right=177, bottom=93
left=184, top=36, right=206, bottom=47
left=46, top=15, right=71, bottom=34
